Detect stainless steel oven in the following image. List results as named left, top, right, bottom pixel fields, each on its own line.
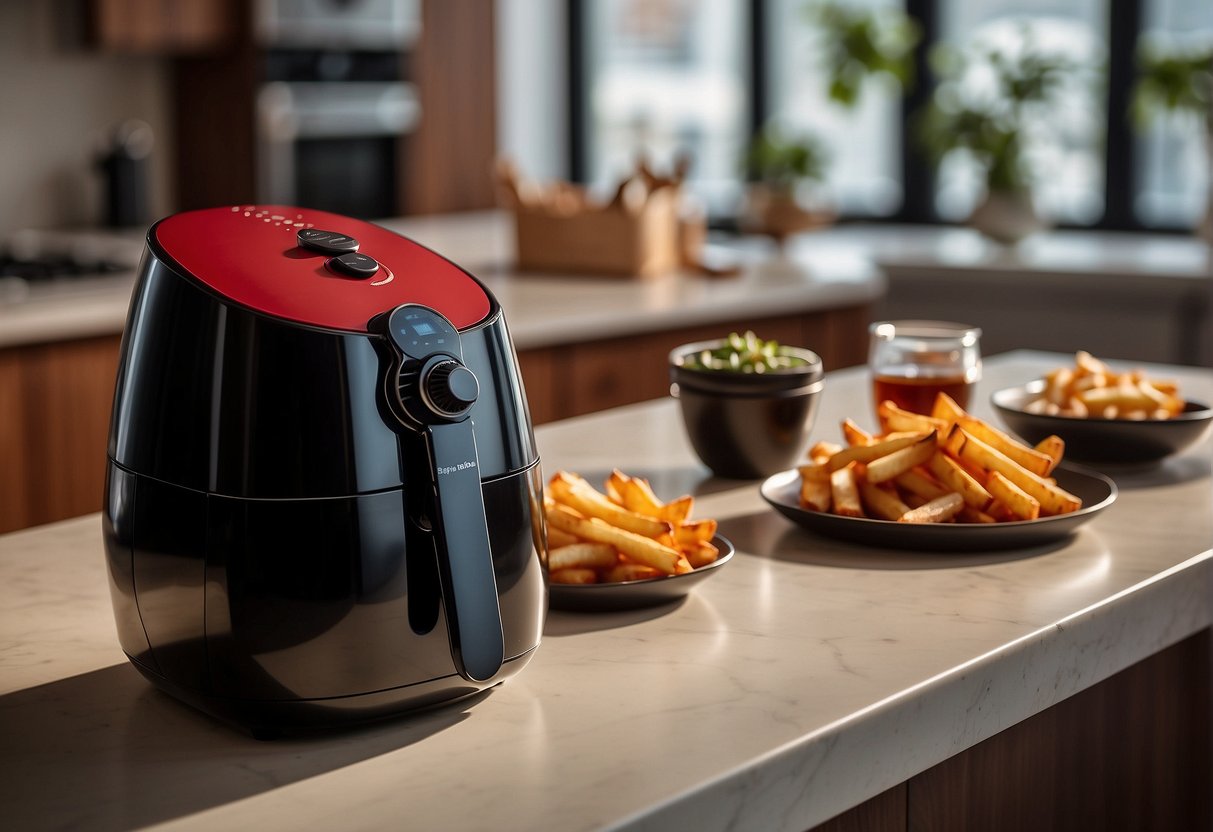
left=256, top=0, right=420, bottom=49
left=253, top=0, right=421, bottom=218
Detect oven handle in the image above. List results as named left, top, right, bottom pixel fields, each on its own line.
left=256, top=82, right=421, bottom=141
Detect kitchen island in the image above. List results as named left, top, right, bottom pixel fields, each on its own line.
left=1, top=351, right=1210, bottom=830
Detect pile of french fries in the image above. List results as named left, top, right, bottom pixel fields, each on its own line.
left=799, top=394, right=1081, bottom=524
left=1024, top=351, right=1184, bottom=420
left=545, top=470, right=719, bottom=584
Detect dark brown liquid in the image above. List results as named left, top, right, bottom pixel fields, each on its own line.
left=873, top=373, right=973, bottom=416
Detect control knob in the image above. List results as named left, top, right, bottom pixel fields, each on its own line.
left=422, top=360, right=478, bottom=418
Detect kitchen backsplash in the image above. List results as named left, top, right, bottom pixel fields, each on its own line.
left=0, top=2, right=172, bottom=238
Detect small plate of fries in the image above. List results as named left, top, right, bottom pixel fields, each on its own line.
left=545, top=470, right=734, bottom=611
left=761, top=393, right=1116, bottom=551
left=992, top=352, right=1213, bottom=466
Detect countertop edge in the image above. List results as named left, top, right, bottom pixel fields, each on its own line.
left=617, top=549, right=1213, bottom=832
left=879, top=261, right=1211, bottom=291
left=506, top=278, right=885, bottom=351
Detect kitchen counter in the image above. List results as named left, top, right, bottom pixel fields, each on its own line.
left=857, top=224, right=1213, bottom=365
left=0, top=211, right=882, bottom=351
left=2, top=351, right=1211, bottom=831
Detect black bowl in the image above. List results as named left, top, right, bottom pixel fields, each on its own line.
left=991, top=381, right=1213, bottom=466
left=670, top=340, right=824, bottom=479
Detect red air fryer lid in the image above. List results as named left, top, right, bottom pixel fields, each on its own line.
left=152, top=206, right=492, bottom=332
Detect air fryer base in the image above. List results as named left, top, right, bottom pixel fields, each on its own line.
left=126, top=645, right=538, bottom=737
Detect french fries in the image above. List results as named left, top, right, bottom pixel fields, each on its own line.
left=942, top=425, right=1081, bottom=516
left=549, top=542, right=618, bottom=571
left=899, top=493, right=964, bottom=524
left=545, top=470, right=720, bottom=584
left=797, top=393, right=1079, bottom=524
left=865, top=431, right=936, bottom=483
left=1025, top=351, right=1185, bottom=420
left=878, top=400, right=948, bottom=435
left=548, top=471, right=670, bottom=538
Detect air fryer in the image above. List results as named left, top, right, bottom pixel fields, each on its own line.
left=102, top=206, right=548, bottom=732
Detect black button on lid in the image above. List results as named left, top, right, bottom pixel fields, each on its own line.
left=328, top=252, right=380, bottom=278
left=297, top=228, right=359, bottom=254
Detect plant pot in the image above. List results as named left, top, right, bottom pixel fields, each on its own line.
left=742, top=185, right=834, bottom=244
left=669, top=340, right=824, bottom=479
left=967, top=190, right=1045, bottom=244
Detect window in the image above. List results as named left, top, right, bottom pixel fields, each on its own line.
left=575, top=0, right=750, bottom=215
left=766, top=0, right=905, bottom=216
left=1135, top=0, right=1213, bottom=228
left=569, top=0, right=1209, bottom=231
left=934, top=0, right=1107, bottom=224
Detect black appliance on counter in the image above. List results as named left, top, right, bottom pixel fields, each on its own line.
left=103, top=206, right=547, bottom=733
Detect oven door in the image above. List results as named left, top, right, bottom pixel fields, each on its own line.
left=256, top=81, right=420, bottom=218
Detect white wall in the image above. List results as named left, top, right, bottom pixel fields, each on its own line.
left=0, top=1, right=173, bottom=237
left=495, top=0, right=568, bottom=183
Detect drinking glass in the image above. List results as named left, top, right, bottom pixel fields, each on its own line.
left=869, top=320, right=982, bottom=417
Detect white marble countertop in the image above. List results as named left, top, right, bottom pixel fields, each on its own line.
left=2, top=351, right=1211, bottom=831
left=0, top=212, right=882, bottom=351
left=857, top=223, right=1212, bottom=285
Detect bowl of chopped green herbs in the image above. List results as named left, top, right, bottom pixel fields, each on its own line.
left=670, top=332, right=824, bottom=478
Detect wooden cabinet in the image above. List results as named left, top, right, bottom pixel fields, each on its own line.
left=88, top=0, right=234, bottom=53
left=813, top=629, right=1212, bottom=831
left=0, top=336, right=122, bottom=534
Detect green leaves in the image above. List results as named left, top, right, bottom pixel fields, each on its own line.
left=685, top=332, right=809, bottom=374
left=917, top=28, right=1081, bottom=193
left=1131, top=45, right=1213, bottom=125
left=746, top=128, right=829, bottom=190
left=806, top=1, right=921, bottom=108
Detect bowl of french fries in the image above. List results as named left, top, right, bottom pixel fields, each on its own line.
left=760, top=392, right=1116, bottom=551
left=544, top=470, right=732, bottom=611
left=992, top=352, right=1213, bottom=466
left=670, top=332, right=824, bottom=479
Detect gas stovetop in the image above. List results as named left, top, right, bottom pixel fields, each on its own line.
left=0, top=229, right=143, bottom=304
left=1, top=253, right=129, bottom=280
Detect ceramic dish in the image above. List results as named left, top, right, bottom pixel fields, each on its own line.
left=548, top=535, right=735, bottom=612
left=669, top=340, right=824, bottom=479
left=760, top=467, right=1115, bottom=552
left=991, top=382, right=1213, bottom=467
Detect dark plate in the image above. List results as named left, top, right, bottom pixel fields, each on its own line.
left=548, top=535, right=735, bottom=612
left=760, top=467, right=1116, bottom=552
left=991, top=382, right=1213, bottom=467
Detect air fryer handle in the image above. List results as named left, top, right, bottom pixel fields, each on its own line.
left=427, top=419, right=504, bottom=683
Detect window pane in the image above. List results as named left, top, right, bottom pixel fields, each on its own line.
left=936, top=0, right=1107, bottom=225
left=1136, top=0, right=1213, bottom=228
left=580, top=0, right=749, bottom=214
left=766, top=0, right=904, bottom=216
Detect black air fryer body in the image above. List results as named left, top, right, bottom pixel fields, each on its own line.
left=103, top=206, right=547, bottom=732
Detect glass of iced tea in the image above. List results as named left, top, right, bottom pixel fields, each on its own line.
left=869, top=320, right=982, bottom=417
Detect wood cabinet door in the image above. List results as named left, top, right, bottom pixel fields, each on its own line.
left=548, top=310, right=864, bottom=420
left=0, top=337, right=122, bottom=533
left=89, top=0, right=232, bottom=53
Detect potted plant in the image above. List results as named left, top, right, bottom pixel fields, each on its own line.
left=742, top=2, right=918, bottom=243
left=918, top=31, right=1079, bottom=243
left=742, top=128, right=832, bottom=243
left=1132, top=42, right=1213, bottom=242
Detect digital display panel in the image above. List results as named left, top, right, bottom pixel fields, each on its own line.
left=411, top=321, right=438, bottom=336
